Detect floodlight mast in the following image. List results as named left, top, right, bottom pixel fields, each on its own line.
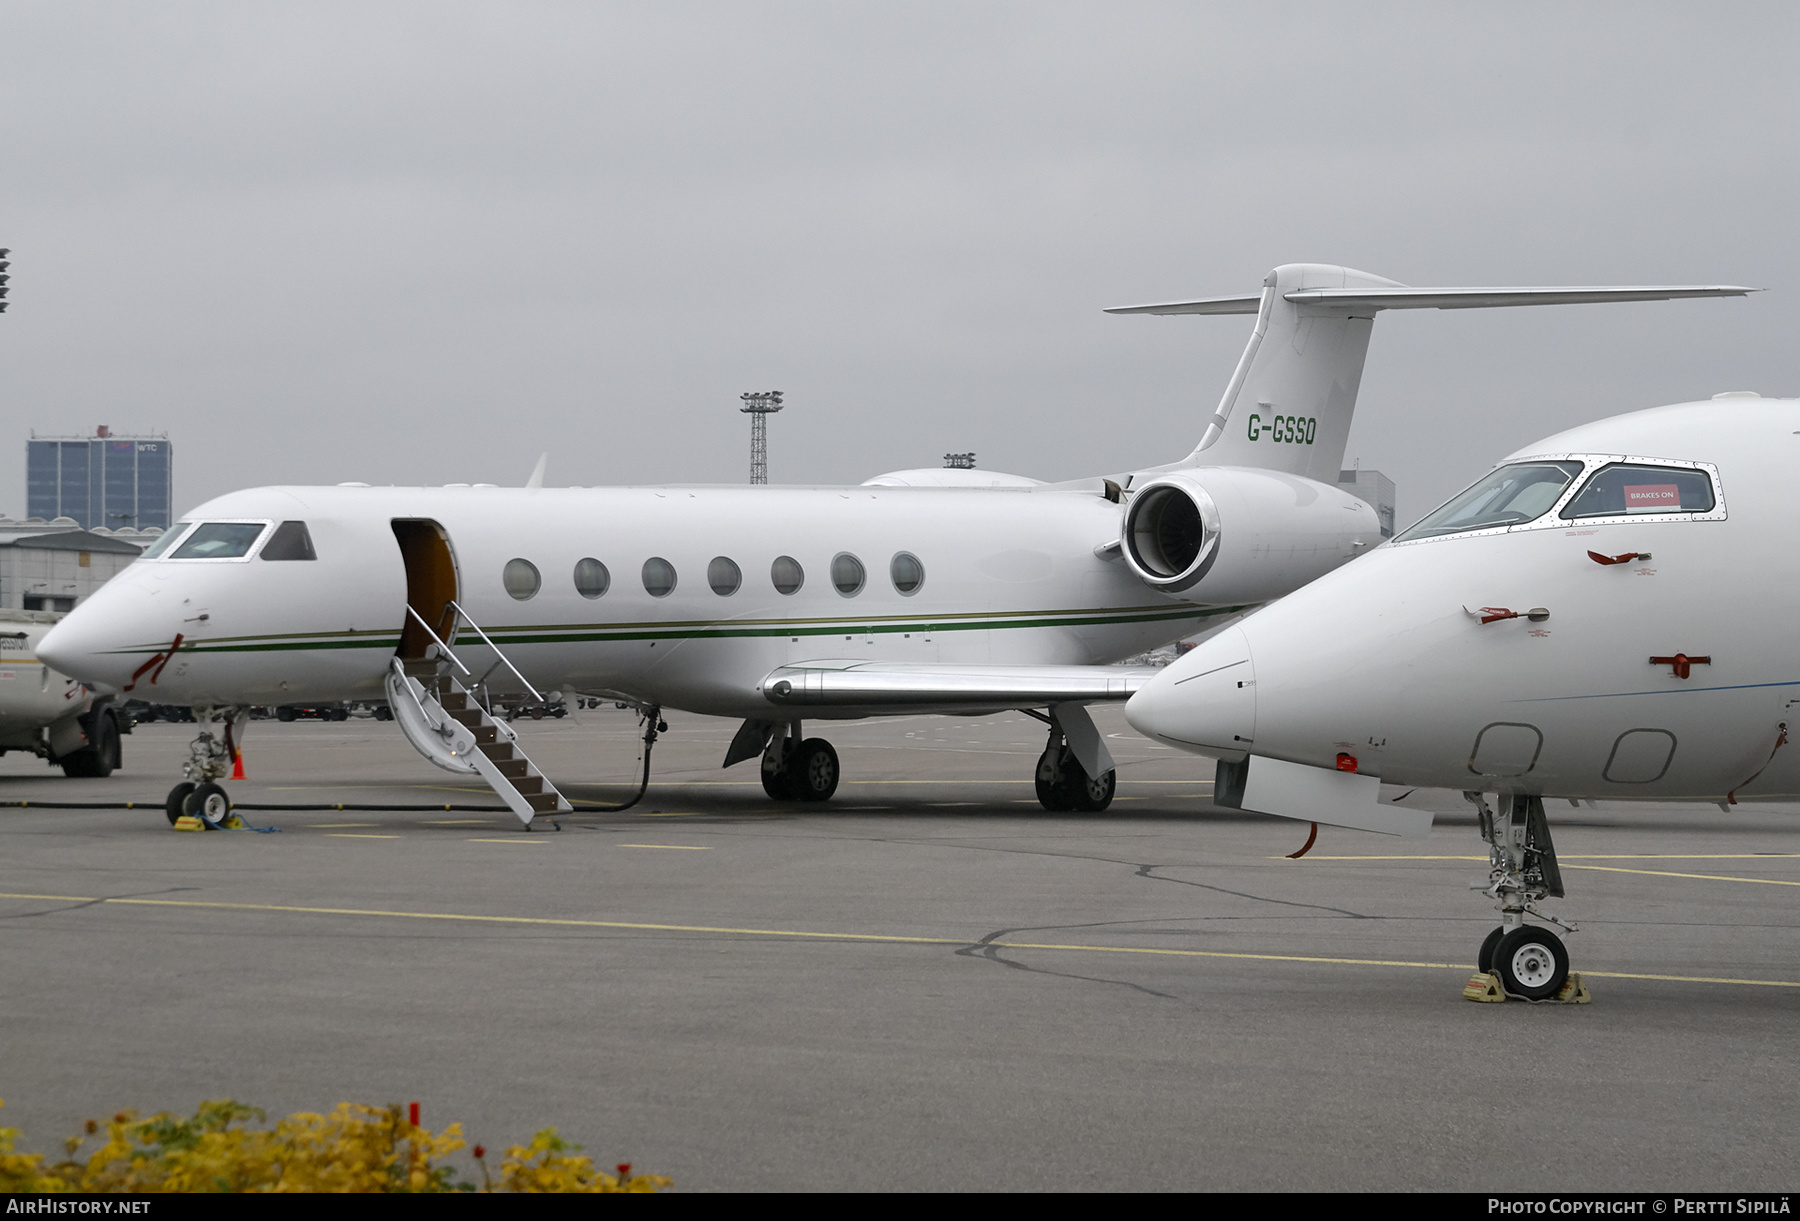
left=739, top=390, right=784, bottom=485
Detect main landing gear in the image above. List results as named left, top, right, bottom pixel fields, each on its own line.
left=760, top=722, right=840, bottom=802
left=1033, top=719, right=1115, bottom=812
left=1468, top=792, right=1576, bottom=1000
left=165, top=707, right=249, bottom=827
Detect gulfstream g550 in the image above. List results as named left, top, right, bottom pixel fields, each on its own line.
left=37, top=264, right=1751, bottom=826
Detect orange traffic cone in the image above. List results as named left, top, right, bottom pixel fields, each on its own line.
left=231, top=750, right=246, bottom=780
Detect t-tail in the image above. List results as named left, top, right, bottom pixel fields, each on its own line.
left=1108, top=263, right=1757, bottom=483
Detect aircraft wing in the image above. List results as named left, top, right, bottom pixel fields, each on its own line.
left=760, top=659, right=1164, bottom=711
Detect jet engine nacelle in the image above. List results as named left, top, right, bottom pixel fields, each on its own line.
left=1120, top=467, right=1380, bottom=604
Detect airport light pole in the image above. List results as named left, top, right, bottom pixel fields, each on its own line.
left=740, top=391, right=784, bottom=485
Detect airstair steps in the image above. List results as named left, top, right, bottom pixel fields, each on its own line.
left=385, top=652, right=573, bottom=827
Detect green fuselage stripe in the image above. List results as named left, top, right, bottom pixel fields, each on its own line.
left=107, top=604, right=1243, bottom=658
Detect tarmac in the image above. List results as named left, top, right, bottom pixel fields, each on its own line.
left=3, top=705, right=1797, bottom=1191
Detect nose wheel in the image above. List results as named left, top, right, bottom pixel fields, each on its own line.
left=1493, top=926, right=1570, bottom=1000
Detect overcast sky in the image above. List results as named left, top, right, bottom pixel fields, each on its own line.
left=2, top=2, right=1795, bottom=527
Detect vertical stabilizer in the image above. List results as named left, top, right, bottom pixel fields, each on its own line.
left=1184, top=263, right=1396, bottom=482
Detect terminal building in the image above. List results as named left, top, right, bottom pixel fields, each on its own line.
left=26, top=427, right=172, bottom=532
left=0, top=518, right=147, bottom=612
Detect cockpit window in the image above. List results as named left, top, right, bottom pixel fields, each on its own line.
left=1560, top=463, right=1716, bottom=519
left=259, top=520, right=317, bottom=561
left=1396, top=462, right=1584, bottom=541
left=170, top=522, right=269, bottom=560
left=138, top=524, right=192, bottom=560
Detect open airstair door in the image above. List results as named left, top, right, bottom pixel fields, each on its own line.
left=392, top=519, right=460, bottom=661
left=383, top=519, right=573, bottom=826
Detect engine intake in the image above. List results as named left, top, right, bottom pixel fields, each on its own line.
left=1123, top=479, right=1221, bottom=592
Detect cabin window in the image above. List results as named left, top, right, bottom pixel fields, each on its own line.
left=260, top=520, right=317, bottom=561
left=138, top=524, right=190, bottom=559
left=1560, top=463, right=1716, bottom=519
left=890, top=552, right=924, bottom=595
left=573, top=557, right=610, bottom=598
left=642, top=557, right=677, bottom=597
left=708, top=556, right=742, bottom=596
left=1396, top=462, right=1583, bottom=541
left=503, top=558, right=541, bottom=600
left=831, top=552, right=865, bottom=596
left=171, top=522, right=269, bottom=560
left=771, top=555, right=804, bottom=595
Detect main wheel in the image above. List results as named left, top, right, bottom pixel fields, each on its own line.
left=790, top=738, right=839, bottom=802
left=165, top=782, right=196, bottom=826
left=183, top=782, right=232, bottom=826
left=1477, top=926, right=1505, bottom=975
left=1035, top=750, right=1070, bottom=810
left=1494, top=926, right=1569, bottom=1000
left=1070, top=766, right=1116, bottom=813
left=761, top=758, right=796, bottom=800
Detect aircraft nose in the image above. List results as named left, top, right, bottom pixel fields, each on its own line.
left=38, top=581, right=159, bottom=687
left=1126, top=625, right=1257, bottom=755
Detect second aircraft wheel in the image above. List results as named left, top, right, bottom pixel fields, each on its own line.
left=1478, top=926, right=1505, bottom=975
left=759, top=762, right=793, bottom=800
left=1035, top=752, right=1071, bottom=811
left=1495, top=926, right=1569, bottom=1000
left=165, top=782, right=196, bottom=826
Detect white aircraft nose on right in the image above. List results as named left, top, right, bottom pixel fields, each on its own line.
left=1125, top=625, right=1257, bottom=757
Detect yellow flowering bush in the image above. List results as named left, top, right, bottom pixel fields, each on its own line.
left=0, top=1098, right=669, bottom=1193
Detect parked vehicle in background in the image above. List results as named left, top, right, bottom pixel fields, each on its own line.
left=0, top=609, right=128, bottom=777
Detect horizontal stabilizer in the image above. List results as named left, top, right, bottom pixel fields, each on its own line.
left=762, top=660, right=1162, bottom=711
left=1107, top=285, right=1754, bottom=316
left=1284, top=285, right=1757, bottom=311
left=1105, top=295, right=1263, bottom=316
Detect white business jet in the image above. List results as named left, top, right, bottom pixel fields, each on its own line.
left=37, top=265, right=1749, bottom=829
left=1126, top=389, right=1788, bottom=1000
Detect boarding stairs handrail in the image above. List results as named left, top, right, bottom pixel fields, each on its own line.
left=403, top=603, right=472, bottom=675
left=445, top=600, right=545, bottom=705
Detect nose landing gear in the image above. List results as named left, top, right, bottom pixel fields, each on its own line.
left=1466, top=793, right=1585, bottom=1002
left=164, top=707, right=249, bottom=827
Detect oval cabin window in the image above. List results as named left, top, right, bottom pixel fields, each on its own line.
left=573, top=558, right=610, bottom=599
left=503, top=558, right=541, bottom=600
left=771, top=555, right=804, bottom=595
left=890, top=552, right=924, bottom=595
left=642, top=557, right=677, bottom=598
left=831, top=553, right=865, bottom=597
left=708, top=556, right=742, bottom=596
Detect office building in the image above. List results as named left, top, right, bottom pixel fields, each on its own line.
left=26, top=427, right=172, bottom=532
